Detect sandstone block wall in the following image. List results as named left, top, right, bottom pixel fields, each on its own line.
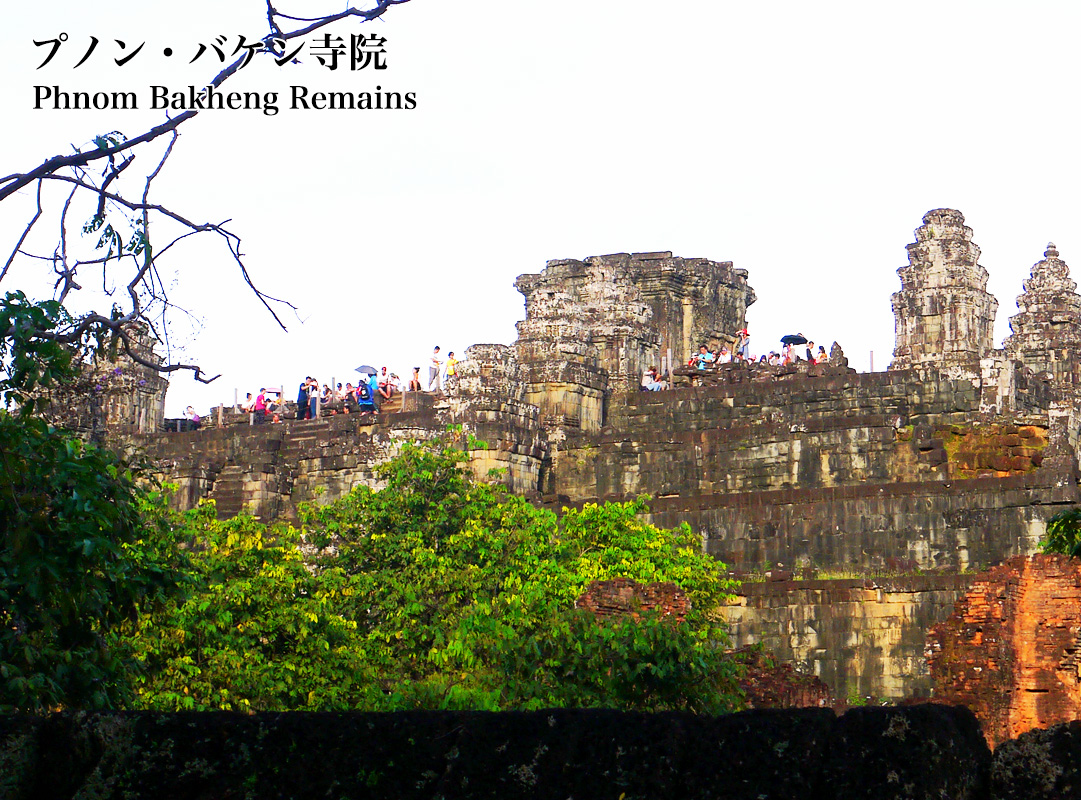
left=722, top=575, right=975, bottom=700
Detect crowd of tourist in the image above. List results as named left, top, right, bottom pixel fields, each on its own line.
left=223, top=333, right=832, bottom=421
left=236, top=346, right=462, bottom=424
left=642, top=330, right=830, bottom=391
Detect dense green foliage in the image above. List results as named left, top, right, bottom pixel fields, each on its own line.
left=0, top=292, right=183, bottom=712
left=121, top=442, right=742, bottom=713
left=0, top=290, right=742, bottom=715
left=1039, top=507, right=1081, bottom=557
left=0, top=414, right=181, bottom=711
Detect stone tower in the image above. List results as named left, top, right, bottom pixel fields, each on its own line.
left=891, top=209, right=998, bottom=370
left=40, top=323, right=169, bottom=442
left=1004, top=243, right=1081, bottom=389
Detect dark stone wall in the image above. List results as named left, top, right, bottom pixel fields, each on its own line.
left=540, top=366, right=1073, bottom=574
left=0, top=706, right=990, bottom=800
left=649, top=468, right=1075, bottom=573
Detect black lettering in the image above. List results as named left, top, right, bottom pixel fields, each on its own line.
left=111, top=91, right=137, bottom=109
left=150, top=85, right=169, bottom=109
left=327, top=92, right=355, bottom=110
left=33, top=85, right=52, bottom=109
left=291, top=85, right=311, bottom=109
left=384, top=91, right=402, bottom=110
left=404, top=92, right=417, bottom=109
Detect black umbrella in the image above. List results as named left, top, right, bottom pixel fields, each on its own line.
left=355, top=365, right=377, bottom=376
left=780, top=333, right=808, bottom=346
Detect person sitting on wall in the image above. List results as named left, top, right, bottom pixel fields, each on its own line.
left=816, top=345, right=828, bottom=363
left=408, top=366, right=422, bottom=392
left=694, top=344, right=715, bottom=370
left=184, top=405, right=201, bottom=431
left=356, top=379, right=377, bottom=413
left=717, top=346, right=733, bottom=365
left=378, top=366, right=393, bottom=400
left=643, top=366, right=667, bottom=391
left=343, top=382, right=358, bottom=412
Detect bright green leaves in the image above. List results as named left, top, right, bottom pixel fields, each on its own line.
left=98, top=439, right=743, bottom=713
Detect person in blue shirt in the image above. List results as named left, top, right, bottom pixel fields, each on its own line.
left=694, top=344, right=715, bottom=370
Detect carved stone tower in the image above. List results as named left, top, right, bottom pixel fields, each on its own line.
left=1004, top=243, right=1081, bottom=390
left=891, top=209, right=998, bottom=370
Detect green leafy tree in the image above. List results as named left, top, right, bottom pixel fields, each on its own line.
left=119, top=502, right=380, bottom=712
left=0, top=292, right=184, bottom=712
left=1040, top=508, right=1081, bottom=557
left=124, top=441, right=742, bottom=713
left=0, top=415, right=182, bottom=711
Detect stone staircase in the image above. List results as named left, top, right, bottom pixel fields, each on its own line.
left=207, top=428, right=287, bottom=520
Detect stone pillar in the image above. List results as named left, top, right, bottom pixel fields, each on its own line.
left=890, top=209, right=998, bottom=370
left=1004, top=243, right=1081, bottom=390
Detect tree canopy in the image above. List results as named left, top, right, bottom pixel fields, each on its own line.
left=118, top=441, right=742, bottom=713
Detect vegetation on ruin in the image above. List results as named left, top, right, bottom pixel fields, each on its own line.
left=1, top=293, right=741, bottom=713
left=1039, top=508, right=1081, bottom=557
left=118, top=441, right=741, bottom=713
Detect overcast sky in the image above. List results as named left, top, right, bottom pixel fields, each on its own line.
left=4, top=1, right=1081, bottom=415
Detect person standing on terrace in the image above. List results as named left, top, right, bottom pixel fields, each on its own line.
left=429, top=346, right=443, bottom=393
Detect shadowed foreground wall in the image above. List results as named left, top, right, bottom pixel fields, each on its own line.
left=0, top=707, right=990, bottom=800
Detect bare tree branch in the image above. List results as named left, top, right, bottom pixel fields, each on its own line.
left=0, top=0, right=412, bottom=385
left=1, top=180, right=42, bottom=283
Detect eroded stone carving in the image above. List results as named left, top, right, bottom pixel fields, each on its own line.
left=1005, top=242, right=1081, bottom=391
left=891, top=209, right=998, bottom=369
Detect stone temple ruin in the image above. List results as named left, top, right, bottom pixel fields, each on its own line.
left=92, top=208, right=1081, bottom=705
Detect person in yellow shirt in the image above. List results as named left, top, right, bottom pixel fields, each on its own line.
left=444, top=351, right=459, bottom=383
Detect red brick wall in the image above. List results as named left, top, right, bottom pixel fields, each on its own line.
left=575, top=578, right=689, bottom=622
left=927, top=554, right=1081, bottom=747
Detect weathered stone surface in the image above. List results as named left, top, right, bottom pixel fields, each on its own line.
left=39, top=323, right=168, bottom=442
left=0, top=707, right=991, bottom=800
left=724, top=575, right=975, bottom=700
left=734, top=647, right=836, bottom=710
left=1005, top=243, right=1081, bottom=394
left=928, top=554, right=1081, bottom=749
left=575, top=577, right=689, bottom=622
left=65, top=212, right=1081, bottom=708
left=891, top=209, right=998, bottom=369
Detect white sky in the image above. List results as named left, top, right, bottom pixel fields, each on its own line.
left=3, top=1, right=1081, bottom=415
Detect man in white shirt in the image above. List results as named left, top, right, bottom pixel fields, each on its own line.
left=429, top=346, right=443, bottom=393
